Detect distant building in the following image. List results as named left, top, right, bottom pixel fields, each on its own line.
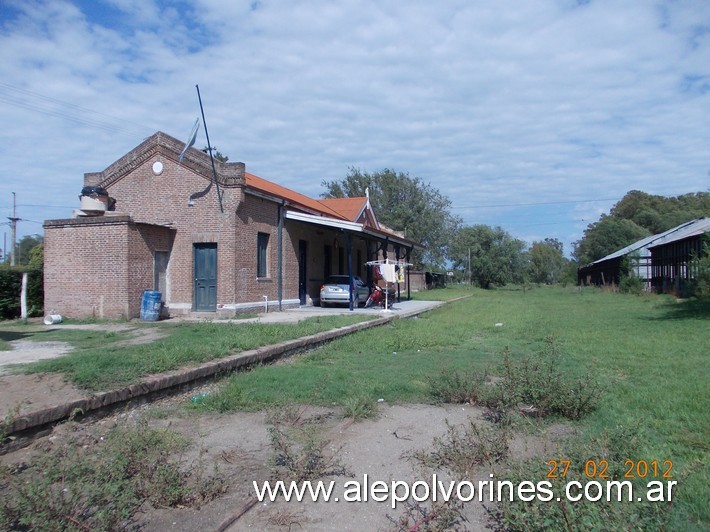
left=649, top=218, right=710, bottom=296
left=578, top=218, right=710, bottom=291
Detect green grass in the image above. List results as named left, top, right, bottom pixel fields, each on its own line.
left=4, top=315, right=373, bottom=391
left=198, top=285, right=708, bottom=529
left=2, top=286, right=707, bottom=527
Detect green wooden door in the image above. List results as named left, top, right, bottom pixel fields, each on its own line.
left=194, top=243, right=217, bottom=311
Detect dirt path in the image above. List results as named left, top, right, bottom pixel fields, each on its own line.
left=2, top=402, right=565, bottom=531
left=1, top=401, right=567, bottom=531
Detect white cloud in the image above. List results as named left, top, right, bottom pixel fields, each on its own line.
left=1, top=0, right=708, bottom=257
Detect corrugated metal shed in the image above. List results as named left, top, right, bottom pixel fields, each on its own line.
left=649, top=217, right=710, bottom=295
left=578, top=218, right=710, bottom=288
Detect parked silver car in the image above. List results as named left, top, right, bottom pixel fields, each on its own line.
left=319, top=275, right=370, bottom=307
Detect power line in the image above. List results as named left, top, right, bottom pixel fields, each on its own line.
left=0, top=82, right=152, bottom=137
left=451, top=197, right=621, bottom=209
left=17, top=204, right=75, bottom=209
left=466, top=219, right=589, bottom=228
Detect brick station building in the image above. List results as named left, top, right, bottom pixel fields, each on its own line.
left=43, top=132, right=421, bottom=319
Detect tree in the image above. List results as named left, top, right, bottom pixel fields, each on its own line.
left=450, top=225, right=527, bottom=288
left=202, top=147, right=229, bottom=162
left=321, top=168, right=461, bottom=267
left=16, top=235, right=44, bottom=267
left=573, top=216, right=650, bottom=265
left=610, top=190, right=710, bottom=233
left=574, top=190, right=710, bottom=266
left=28, top=244, right=43, bottom=270
left=529, top=239, right=567, bottom=284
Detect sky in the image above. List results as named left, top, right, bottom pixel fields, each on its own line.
left=0, top=0, right=708, bottom=259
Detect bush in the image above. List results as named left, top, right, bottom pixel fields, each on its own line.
left=618, top=255, right=644, bottom=295
left=0, top=268, right=43, bottom=319
left=691, top=244, right=710, bottom=301
left=496, top=338, right=605, bottom=420
left=619, top=274, right=644, bottom=295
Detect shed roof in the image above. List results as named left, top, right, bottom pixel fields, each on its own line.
left=590, top=217, right=710, bottom=265
left=647, top=217, right=710, bottom=249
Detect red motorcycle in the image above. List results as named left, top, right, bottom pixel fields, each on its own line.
left=364, top=284, right=396, bottom=308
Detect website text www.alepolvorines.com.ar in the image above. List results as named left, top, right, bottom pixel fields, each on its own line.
left=253, top=473, right=677, bottom=509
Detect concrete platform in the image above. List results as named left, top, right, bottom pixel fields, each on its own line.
left=184, top=298, right=445, bottom=324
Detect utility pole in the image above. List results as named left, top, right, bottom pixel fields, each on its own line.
left=8, top=192, right=19, bottom=266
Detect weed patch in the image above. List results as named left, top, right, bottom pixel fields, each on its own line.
left=387, top=499, right=467, bottom=531
left=429, top=366, right=489, bottom=405
left=0, top=421, right=225, bottom=530
left=342, top=395, right=379, bottom=421
left=431, top=338, right=606, bottom=422
left=398, top=418, right=508, bottom=531
left=267, top=406, right=350, bottom=482
left=496, top=338, right=606, bottom=420
left=412, top=419, right=510, bottom=479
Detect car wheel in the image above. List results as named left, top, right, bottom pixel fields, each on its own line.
left=320, top=300, right=328, bottom=308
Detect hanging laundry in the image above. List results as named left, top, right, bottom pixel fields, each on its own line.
left=372, top=264, right=382, bottom=280
left=396, top=265, right=405, bottom=283
left=380, top=263, right=397, bottom=283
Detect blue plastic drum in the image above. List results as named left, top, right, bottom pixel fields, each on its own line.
left=140, top=290, right=162, bottom=321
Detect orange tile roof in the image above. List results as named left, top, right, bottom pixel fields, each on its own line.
left=245, top=172, right=345, bottom=219
left=318, top=197, right=368, bottom=222
left=244, top=171, right=418, bottom=245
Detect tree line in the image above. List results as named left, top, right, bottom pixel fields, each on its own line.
left=322, top=169, right=710, bottom=288
left=6, top=174, right=708, bottom=290
left=572, top=190, right=710, bottom=265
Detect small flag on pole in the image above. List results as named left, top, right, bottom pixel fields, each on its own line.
left=178, top=117, right=200, bottom=162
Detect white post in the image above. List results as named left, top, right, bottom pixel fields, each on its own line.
left=21, top=272, right=28, bottom=320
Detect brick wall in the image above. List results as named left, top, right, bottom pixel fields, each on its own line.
left=44, top=216, right=175, bottom=319
left=234, top=194, right=279, bottom=305
left=44, top=217, right=132, bottom=318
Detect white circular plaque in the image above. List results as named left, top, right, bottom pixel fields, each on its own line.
left=152, top=161, right=164, bottom=175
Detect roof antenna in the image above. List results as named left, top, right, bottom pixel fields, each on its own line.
left=195, top=84, right=224, bottom=213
